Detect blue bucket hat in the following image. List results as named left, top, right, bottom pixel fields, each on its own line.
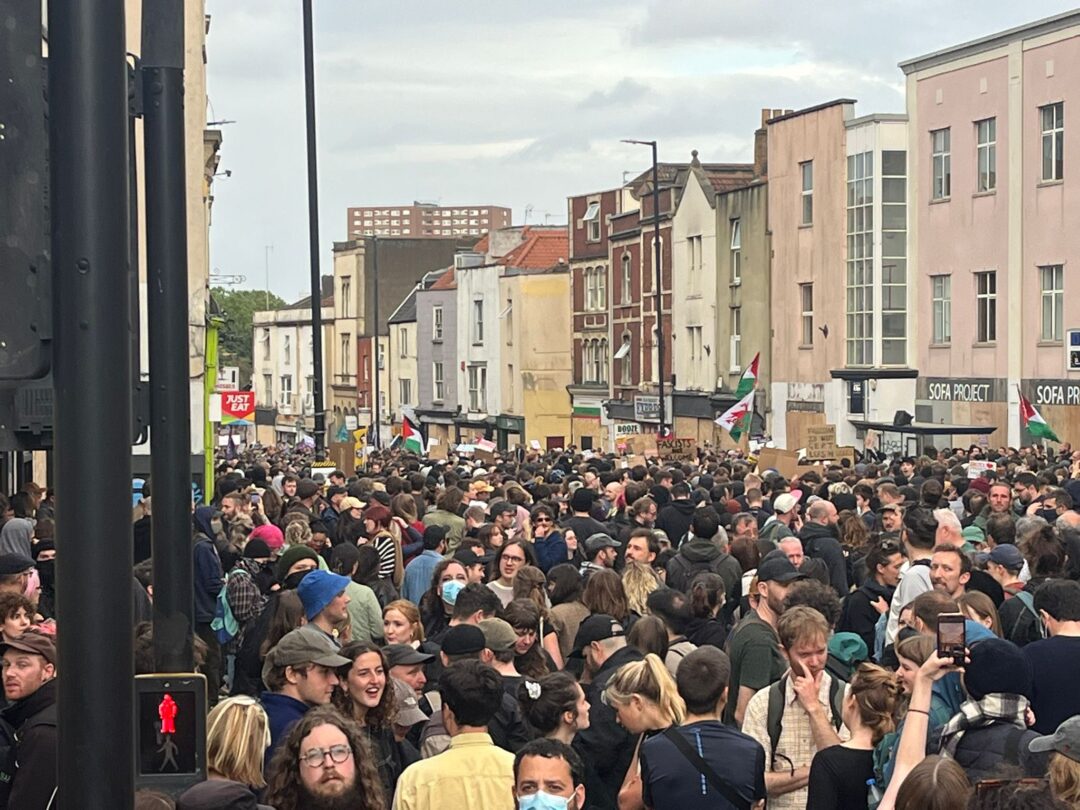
left=296, top=569, right=351, bottom=621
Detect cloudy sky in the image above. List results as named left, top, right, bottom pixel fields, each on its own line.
left=206, top=0, right=1072, bottom=300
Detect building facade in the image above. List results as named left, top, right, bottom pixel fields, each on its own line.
left=346, top=203, right=511, bottom=239
left=903, top=10, right=1080, bottom=448
left=415, top=267, right=459, bottom=445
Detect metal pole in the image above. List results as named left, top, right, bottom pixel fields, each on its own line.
left=302, top=0, right=325, bottom=452
left=372, top=237, right=381, bottom=449
left=205, top=315, right=223, bottom=500
left=142, top=0, right=195, bottom=674
left=651, top=141, right=666, bottom=437
left=49, top=0, right=135, bottom=806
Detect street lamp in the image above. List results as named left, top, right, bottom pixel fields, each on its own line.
left=621, top=139, right=668, bottom=437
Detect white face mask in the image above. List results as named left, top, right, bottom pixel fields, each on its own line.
left=517, top=792, right=571, bottom=810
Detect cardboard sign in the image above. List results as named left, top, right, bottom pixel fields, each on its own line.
left=428, top=441, right=448, bottom=461
left=657, top=436, right=696, bottom=461
left=622, top=433, right=657, bottom=457
left=626, top=454, right=647, bottom=469
left=529, top=439, right=542, bottom=451
left=968, top=459, right=995, bottom=479
left=804, top=425, right=838, bottom=460
left=220, top=391, right=255, bottom=425
left=756, top=448, right=800, bottom=480
left=475, top=448, right=495, bottom=464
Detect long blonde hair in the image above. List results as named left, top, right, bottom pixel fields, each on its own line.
left=1050, top=752, right=1080, bottom=805
left=206, top=696, right=271, bottom=788
left=602, top=653, right=685, bottom=725
left=621, top=562, right=661, bottom=617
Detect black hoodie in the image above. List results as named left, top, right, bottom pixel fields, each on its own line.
left=655, top=499, right=696, bottom=547
left=666, top=539, right=742, bottom=617
left=798, top=521, right=849, bottom=597
left=837, top=579, right=894, bottom=654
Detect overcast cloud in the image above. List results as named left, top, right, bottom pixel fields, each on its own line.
left=206, top=0, right=1072, bottom=300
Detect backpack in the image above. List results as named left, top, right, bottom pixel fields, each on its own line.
left=0, top=703, right=57, bottom=806
left=1009, top=591, right=1046, bottom=642
left=765, top=673, right=845, bottom=763
left=210, top=569, right=243, bottom=644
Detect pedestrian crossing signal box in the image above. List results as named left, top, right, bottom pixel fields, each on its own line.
left=135, top=674, right=207, bottom=795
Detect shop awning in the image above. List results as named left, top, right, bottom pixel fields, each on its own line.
left=848, top=419, right=993, bottom=436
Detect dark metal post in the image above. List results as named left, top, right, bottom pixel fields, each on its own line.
left=302, top=0, right=325, bottom=451
left=142, top=0, right=194, bottom=672
left=372, top=237, right=381, bottom=449
left=650, top=142, right=666, bottom=437
left=49, top=0, right=135, bottom=806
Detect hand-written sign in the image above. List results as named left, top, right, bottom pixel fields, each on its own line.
left=656, top=436, right=696, bottom=461
left=804, top=425, right=838, bottom=460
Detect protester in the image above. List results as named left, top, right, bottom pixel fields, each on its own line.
left=513, top=738, right=587, bottom=810
left=0, top=632, right=57, bottom=809
left=1023, top=579, right=1080, bottom=733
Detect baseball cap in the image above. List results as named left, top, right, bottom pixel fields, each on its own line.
left=454, top=548, right=494, bottom=567
left=261, top=628, right=350, bottom=682
left=470, top=480, right=494, bottom=494
left=569, top=614, right=625, bottom=658
left=478, top=618, right=517, bottom=653
left=1030, top=716, right=1080, bottom=763
left=988, top=543, right=1025, bottom=572
left=383, top=644, right=435, bottom=668
left=757, top=552, right=807, bottom=584
left=441, top=624, right=486, bottom=656
left=584, top=533, right=621, bottom=557
left=339, top=496, right=365, bottom=511
left=0, top=631, right=56, bottom=665
left=391, top=677, right=429, bottom=727
left=773, top=491, right=801, bottom=515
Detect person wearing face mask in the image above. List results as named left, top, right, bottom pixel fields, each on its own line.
left=32, top=541, right=55, bottom=621
left=275, top=545, right=321, bottom=592
left=513, top=738, right=588, bottom=810
left=419, top=559, right=470, bottom=639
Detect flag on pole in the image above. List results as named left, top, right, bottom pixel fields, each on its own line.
left=1019, top=389, right=1060, bottom=443
left=728, top=352, right=759, bottom=441
left=716, top=389, right=755, bottom=435
left=402, top=413, right=424, bottom=454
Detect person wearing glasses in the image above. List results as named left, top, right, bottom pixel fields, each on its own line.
left=530, top=504, right=569, bottom=574
left=262, top=705, right=386, bottom=810
left=488, top=540, right=536, bottom=608
left=837, top=540, right=904, bottom=655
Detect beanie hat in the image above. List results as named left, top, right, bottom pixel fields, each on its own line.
left=250, top=523, right=285, bottom=552
left=242, top=538, right=272, bottom=559
left=570, top=488, right=595, bottom=513
left=965, top=637, right=1033, bottom=700
left=275, top=545, right=320, bottom=583
left=296, top=570, right=352, bottom=621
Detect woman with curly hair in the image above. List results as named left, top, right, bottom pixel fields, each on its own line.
left=501, top=598, right=552, bottom=679
left=417, top=558, right=469, bottom=638
left=333, top=641, right=406, bottom=798
left=262, top=705, right=385, bottom=810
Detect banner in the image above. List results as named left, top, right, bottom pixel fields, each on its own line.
left=220, top=391, right=255, bottom=425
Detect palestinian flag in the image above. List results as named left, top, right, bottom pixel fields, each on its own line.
left=729, top=352, right=759, bottom=441
left=1019, top=390, right=1060, bottom=443
left=402, top=413, right=424, bottom=454
left=716, top=389, right=755, bottom=435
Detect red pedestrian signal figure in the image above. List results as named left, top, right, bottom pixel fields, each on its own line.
left=158, top=693, right=178, bottom=736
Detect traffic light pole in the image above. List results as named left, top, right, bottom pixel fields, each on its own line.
left=49, top=0, right=135, bottom=807
left=142, top=0, right=195, bottom=673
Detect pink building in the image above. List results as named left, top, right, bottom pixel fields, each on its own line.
left=903, top=10, right=1080, bottom=447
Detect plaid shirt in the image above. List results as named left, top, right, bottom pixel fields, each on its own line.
left=940, top=693, right=1030, bottom=758
left=226, top=560, right=268, bottom=624
left=743, top=671, right=850, bottom=810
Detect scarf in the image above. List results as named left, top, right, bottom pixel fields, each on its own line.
left=939, top=692, right=1029, bottom=758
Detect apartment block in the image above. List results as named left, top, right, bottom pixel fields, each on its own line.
left=346, top=203, right=511, bottom=239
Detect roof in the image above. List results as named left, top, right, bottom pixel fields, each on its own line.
left=281, top=274, right=334, bottom=311
left=766, top=99, right=857, bottom=126
left=900, top=9, right=1080, bottom=75
left=498, top=227, right=568, bottom=270
left=472, top=235, right=490, bottom=254
left=702, top=166, right=756, bottom=193
left=429, top=267, right=456, bottom=291
left=387, top=286, right=418, bottom=324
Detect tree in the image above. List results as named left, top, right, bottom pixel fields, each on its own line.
left=211, top=287, right=285, bottom=387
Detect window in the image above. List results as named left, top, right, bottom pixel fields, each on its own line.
left=399, top=327, right=408, bottom=358
left=399, top=378, right=412, bottom=406
left=341, top=277, right=351, bottom=318
left=472, top=300, right=484, bottom=344
left=976, top=118, right=996, bottom=192
left=585, top=267, right=596, bottom=311
left=881, top=149, right=908, bottom=365
left=279, top=374, right=292, bottom=410
left=617, top=336, right=632, bottom=385
left=846, top=151, right=874, bottom=366
left=687, top=235, right=703, bottom=275
left=730, top=220, right=742, bottom=284
left=599, top=339, right=608, bottom=385
left=800, top=161, right=813, bottom=224
left=262, top=373, right=273, bottom=407
left=976, top=271, right=997, bottom=343
left=261, top=328, right=271, bottom=360
left=931, top=275, right=951, bottom=344
left=468, top=365, right=487, bottom=412
left=584, top=201, right=601, bottom=242
left=621, top=253, right=632, bottom=303
left=800, top=284, right=814, bottom=346
left=1040, top=264, right=1064, bottom=342
left=931, top=128, right=951, bottom=199
left=596, top=267, right=607, bottom=310
left=340, top=334, right=351, bottom=377
left=432, top=306, right=443, bottom=341
left=433, top=362, right=444, bottom=401
left=503, top=299, right=513, bottom=343
left=686, top=326, right=702, bottom=362
left=729, top=308, right=742, bottom=371
left=1042, top=102, right=1064, bottom=182
left=283, top=334, right=291, bottom=365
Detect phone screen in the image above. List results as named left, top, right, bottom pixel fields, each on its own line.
left=937, top=613, right=966, bottom=661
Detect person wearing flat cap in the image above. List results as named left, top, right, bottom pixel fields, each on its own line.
left=0, top=631, right=58, bottom=809
left=579, top=533, right=620, bottom=581
left=260, top=628, right=351, bottom=769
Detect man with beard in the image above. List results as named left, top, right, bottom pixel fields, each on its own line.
left=263, top=705, right=386, bottom=810
left=797, top=500, right=848, bottom=597
left=0, top=632, right=58, bottom=809
left=724, top=554, right=804, bottom=728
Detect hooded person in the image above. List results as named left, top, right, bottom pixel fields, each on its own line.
left=193, top=507, right=225, bottom=701
left=275, top=546, right=322, bottom=591
left=654, top=483, right=697, bottom=547
left=665, top=512, right=741, bottom=618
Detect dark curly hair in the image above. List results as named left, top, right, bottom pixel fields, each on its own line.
left=262, top=705, right=385, bottom=810
left=332, top=642, right=397, bottom=732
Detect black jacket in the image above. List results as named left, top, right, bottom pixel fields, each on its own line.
left=837, top=579, right=894, bottom=655
left=573, top=645, right=643, bottom=810
left=1, top=678, right=57, bottom=810
left=655, top=500, right=696, bottom=547
left=999, top=578, right=1052, bottom=647
left=798, top=522, right=849, bottom=596
left=666, top=540, right=742, bottom=618
left=948, top=721, right=1050, bottom=782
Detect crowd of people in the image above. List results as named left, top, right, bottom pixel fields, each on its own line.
left=6, top=440, right=1080, bottom=808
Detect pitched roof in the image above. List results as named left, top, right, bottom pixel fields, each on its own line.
left=388, top=287, right=418, bottom=324
left=429, top=267, right=456, bottom=290
left=472, top=235, right=490, bottom=254
left=498, top=227, right=568, bottom=270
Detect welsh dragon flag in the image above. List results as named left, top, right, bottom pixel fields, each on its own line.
left=402, top=413, right=424, bottom=454
left=716, top=389, right=755, bottom=436
left=1019, top=390, right=1060, bottom=443
left=726, top=352, right=759, bottom=440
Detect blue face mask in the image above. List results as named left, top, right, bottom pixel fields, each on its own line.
left=441, top=579, right=465, bottom=605
left=517, top=791, right=571, bottom=810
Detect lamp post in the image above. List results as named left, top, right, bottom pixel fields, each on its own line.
left=621, top=139, right=667, bottom=437
left=302, top=0, right=325, bottom=451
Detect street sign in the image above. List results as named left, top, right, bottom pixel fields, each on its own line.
left=134, top=673, right=207, bottom=794
left=220, top=391, right=255, bottom=425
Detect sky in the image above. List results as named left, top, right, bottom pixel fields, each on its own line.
left=205, top=0, right=1074, bottom=302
